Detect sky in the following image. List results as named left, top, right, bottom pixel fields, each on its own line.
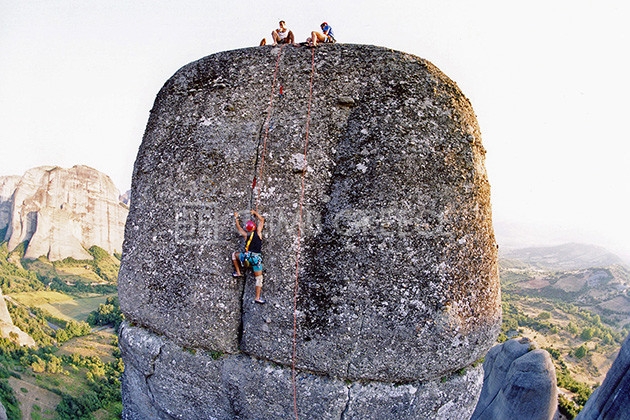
left=1, top=0, right=629, bottom=259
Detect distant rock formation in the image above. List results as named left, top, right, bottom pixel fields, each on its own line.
left=472, top=337, right=558, bottom=420
left=1, top=165, right=128, bottom=261
left=118, top=44, right=501, bottom=418
left=577, top=332, right=630, bottom=419
left=0, top=176, right=21, bottom=238
left=0, top=290, right=35, bottom=347
left=119, top=189, right=131, bottom=206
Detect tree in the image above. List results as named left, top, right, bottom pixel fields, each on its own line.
left=581, top=328, right=594, bottom=341
left=574, top=345, right=587, bottom=359
left=46, top=355, right=64, bottom=374
left=30, top=356, right=46, bottom=373
left=55, top=329, right=68, bottom=343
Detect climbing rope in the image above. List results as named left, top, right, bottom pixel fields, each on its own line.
left=292, top=46, right=316, bottom=420
left=250, top=44, right=285, bottom=213
left=244, top=44, right=315, bottom=419
left=248, top=121, right=266, bottom=211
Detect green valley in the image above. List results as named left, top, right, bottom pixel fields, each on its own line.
left=0, top=242, right=122, bottom=420
left=498, top=244, right=630, bottom=418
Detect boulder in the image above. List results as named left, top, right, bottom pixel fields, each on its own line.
left=471, top=338, right=558, bottom=420
left=577, top=332, right=630, bottom=420
left=118, top=44, right=500, bottom=418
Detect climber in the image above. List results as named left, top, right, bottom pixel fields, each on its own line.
left=271, top=20, right=295, bottom=46
left=307, top=21, right=335, bottom=47
left=232, top=209, right=266, bottom=304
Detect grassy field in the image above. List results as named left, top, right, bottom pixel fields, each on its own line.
left=59, top=328, right=118, bottom=364
left=9, top=291, right=116, bottom=322
left=53, top=263, right=103, bottom=283
left=8, top=376, right=60, bottom=420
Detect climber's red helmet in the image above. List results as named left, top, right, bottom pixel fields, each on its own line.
left=245, top=220, right=256, bottom=232
left=321, top=22, right=327, bottom=27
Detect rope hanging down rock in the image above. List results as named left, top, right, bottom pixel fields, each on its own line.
left=292, top=45, right=316, bottom=420
left=250, top=45, right=285, bottom=213
left=245, top=44, right=315, bottom=419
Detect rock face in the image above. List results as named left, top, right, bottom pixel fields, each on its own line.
left=0, top=176, right=21, bottom=239
left=118, top=44, right=501, bottom=418
left=471, top=338, right=558, bottom=420
left=577, top=332, right=630, bottom=420
left=120, top=322, right=484, bottom=420
left=0, top=290, right=36, bottom=347
left=2, top=165, right=128, bottom=261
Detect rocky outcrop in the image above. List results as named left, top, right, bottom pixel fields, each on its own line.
left=120, top=322, right=484, bottom=419
left=118, top=44, right=501, bottom=418
left=577, top=332, right=630, bottom=420
left=472, top=337, right=558, bottom=420
left=0, top=291, right=35, bottom=347
left=0, top=176, right=21, bottom=238
left=2, top=165, right=128, bottom=261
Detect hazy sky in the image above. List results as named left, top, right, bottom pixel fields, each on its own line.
left=1, top=1, right=629, bottom=257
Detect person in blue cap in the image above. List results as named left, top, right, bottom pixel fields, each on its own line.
left=308, top=21, right=335, bottom=46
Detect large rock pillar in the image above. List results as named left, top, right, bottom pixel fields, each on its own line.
left=118, top=44, right=501, bottom=419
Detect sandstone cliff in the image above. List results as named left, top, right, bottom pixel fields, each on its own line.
left=0, top=176, right=20, bottom=239
left=118, top=44, right=501, bottom=419
left=2, top=165, right=128, bottom=261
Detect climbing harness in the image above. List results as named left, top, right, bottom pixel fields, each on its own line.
left=245, top=231, right=254, bottom=251
left=291, top=45, right=316, bottom=420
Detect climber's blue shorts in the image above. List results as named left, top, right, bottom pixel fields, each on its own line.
left=239, top=252, right=263, bottom=272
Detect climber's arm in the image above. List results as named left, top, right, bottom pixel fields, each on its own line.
left=234, top=212, right=247, bottom=238
left=251, top=210, right=265, bottom=236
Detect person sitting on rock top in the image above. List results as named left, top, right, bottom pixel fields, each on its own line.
left=232, top=209, right=266, bottom=304
left=271, top=20, right=295, bottom=46
left=308, top=21, right=335, bottom=47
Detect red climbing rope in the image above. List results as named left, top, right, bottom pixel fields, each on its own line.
left=292, top=46, right=316, bottom=420
left=253, top=45, right=285, bottom=212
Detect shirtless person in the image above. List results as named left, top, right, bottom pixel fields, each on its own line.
left=272, top=20, right=295, bottom=45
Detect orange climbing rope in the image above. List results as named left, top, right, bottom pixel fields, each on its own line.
left=251, top=45, right=285, bottom=212
left=292, top=46, right=316, bottom=420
